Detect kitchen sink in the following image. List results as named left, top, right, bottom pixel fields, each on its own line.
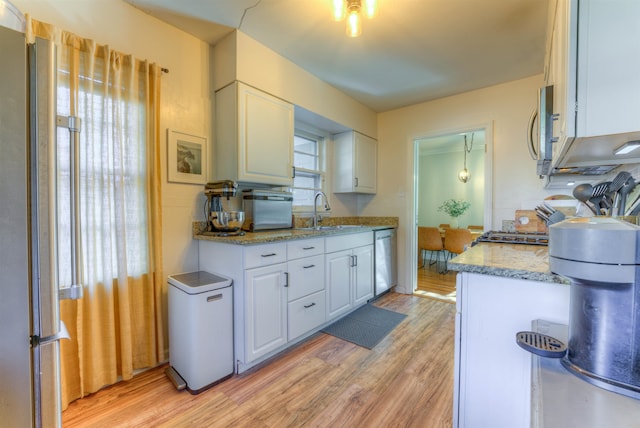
left=296, top=225, right=366, bottom=231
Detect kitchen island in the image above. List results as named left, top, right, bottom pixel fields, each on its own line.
left=448, top=243, right=570, bottom=428
left=193, top=217, right=398, bottom=374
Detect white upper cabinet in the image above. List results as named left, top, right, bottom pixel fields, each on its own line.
left=215, top=81, right=294, bottom=186
left=547, top=0, right=640, bottom=162
left=333, top=131, right=377, bottom=194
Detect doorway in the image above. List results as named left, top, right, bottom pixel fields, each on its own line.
left=412, top=124, right=493, bottom=299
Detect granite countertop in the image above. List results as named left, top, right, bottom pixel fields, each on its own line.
left=448, top=242, right=569, bottom=284
left=193, top=216, right=398, bottom=245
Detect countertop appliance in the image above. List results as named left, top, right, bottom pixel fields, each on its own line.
left=549, top=217, right=640, bottom=399
left=204, top=180, right=246, bottom=236
left=1, top=6, right=81, bottom=426
left=166, top=271, right=233, bottom=394
left=373, top=228, right=397, bottom=299
left=529, top=320, right=640, bottom=427
left=242, top=189, right=293, bottom=231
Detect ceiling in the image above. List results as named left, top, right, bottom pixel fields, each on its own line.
left=125, top=0, right=549, bottom=113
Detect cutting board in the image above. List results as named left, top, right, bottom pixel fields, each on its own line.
left=515, top=210, right=547, bottom=233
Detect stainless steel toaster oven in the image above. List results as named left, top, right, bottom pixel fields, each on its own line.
left=242, top=190, right=293, bottom=231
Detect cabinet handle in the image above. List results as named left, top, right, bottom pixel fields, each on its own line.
left=261, top=253, right=277, bottom=257
left=206, top=294, right=223, bottom=302
left=351, top=255, right=358, bottom=267
left=292, top=166, right=296, bottom=178
left=303, top=264, right=315, bottom=269
left=354, top=177, right=359, bottom=187
left=304, top=302, right=316, bottom=309
left=284, top=272, right=289, bottom=287
left=302, top=246, right=315, bottom=250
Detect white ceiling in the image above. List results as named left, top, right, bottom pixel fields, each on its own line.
left=125, top=0, right=549, bottom=113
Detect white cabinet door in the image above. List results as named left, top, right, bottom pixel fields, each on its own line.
left=333, top=131, right=377, bottom=194
left=548, top=0, right=640, bottom=161
left=238, top=83, right=294, bottom=185
left=325, top=249, right=353, bottom=320
left=352, top=244, right=374, bottom=306
left=245, top=263, right=288, bottom=362
left=454, top=272, right=569, bottom=428
left=215, top=81, right=294, bottom=186
left=574, top=0, right=640, bottom=137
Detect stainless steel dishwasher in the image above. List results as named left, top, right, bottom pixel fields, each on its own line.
left=373, top=228, right=397, bottom=299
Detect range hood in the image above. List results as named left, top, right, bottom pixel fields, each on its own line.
left=543, top=131, right=640, bottom=188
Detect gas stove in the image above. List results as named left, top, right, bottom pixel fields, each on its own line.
left=474, top=230, right=549, bottom=246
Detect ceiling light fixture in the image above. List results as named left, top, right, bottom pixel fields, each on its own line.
left=458, top=133, right=474, bottom=183
left=614, top=140, right=640, bottom=155
left=333, top=0, right=378, bottom=37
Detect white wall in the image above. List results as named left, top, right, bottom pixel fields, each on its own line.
left=14, top=0, right=211, bottom=279
left=212, top=31, right=378, bottom=140
left=374, top=75, right=567, bottom=293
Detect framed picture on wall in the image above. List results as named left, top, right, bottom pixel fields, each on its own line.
left=167, top=129, right=207, bottom=184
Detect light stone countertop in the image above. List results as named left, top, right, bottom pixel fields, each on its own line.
left=193, top=216, right=398, bottom=245
left=448, top=242, right=569, bottom=284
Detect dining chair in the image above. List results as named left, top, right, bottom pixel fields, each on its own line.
left=439, top=223, right=451, bottom=229
left=468, top=225, right=483, bottom=230
left=418, top=226, right=444, bottom=269
left=442, top=228, right=473, bottom=273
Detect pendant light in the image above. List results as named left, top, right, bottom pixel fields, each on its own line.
left=333, top=0, right=378, bottom=37
left=458, top=133, right=474, bottom=183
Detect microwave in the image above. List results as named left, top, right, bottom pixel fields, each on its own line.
left=242, top=190, right=293, bottom=231
left=527, top=85, right=556, bottom=176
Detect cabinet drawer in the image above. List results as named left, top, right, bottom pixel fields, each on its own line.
left=244, top=243, right=286, bottom=269
left=287, top=254, right=325, bottom=301
left=287, top=238, right=324, bottom=260
left=288, top=290, right=326, bottom=341
left=325, top=231, right=373, bottom=253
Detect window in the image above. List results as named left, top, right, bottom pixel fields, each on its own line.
left=54, top=52, right=151, bottom=287
left=292, top=128, right=326, bottom=211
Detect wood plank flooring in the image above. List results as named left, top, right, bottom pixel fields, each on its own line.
left=415, top=255, right=457, bottom=302
left=62, top=292, right=456, bottom=428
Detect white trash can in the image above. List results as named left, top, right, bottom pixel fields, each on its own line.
left=166, top=271, right=233, bottom=394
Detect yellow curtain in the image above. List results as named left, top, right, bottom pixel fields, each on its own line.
left=27, top=17, right=165, bottom=409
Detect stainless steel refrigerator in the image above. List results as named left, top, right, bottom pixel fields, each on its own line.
left=0, top=5, right=81, bottom=426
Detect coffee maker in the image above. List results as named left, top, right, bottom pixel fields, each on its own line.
left=204, top=180, right=245, bottom=236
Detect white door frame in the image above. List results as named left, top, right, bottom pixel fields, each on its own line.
left=410, top=122, right=494, bottom=292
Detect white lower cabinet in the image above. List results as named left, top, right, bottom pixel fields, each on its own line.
left=198, top=231, right=374, bottom=374
left=454, top=272, right=569, bottom=428
left=245, top=262, right=288, bottom=362
left=325, top=232, right=374, bottom=321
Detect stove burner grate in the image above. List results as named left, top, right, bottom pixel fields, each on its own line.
left=474, top=231, right=549, bottom=246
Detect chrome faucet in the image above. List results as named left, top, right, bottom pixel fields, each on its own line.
left=313, top=191, right=331, bottom=229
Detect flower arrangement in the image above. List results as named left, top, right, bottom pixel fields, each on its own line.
left=438, top=199, right=471, bottom=218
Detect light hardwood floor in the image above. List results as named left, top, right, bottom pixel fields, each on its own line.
left=62, top=292, right=456, bottom=427
left=415, top=253, right=457, bottom=301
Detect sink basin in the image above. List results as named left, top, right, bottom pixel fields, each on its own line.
left=296, top=225, right=365, bottom=231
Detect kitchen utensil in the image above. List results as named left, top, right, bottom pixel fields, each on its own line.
left=572, top=183, right=598, bottom=215
left=535, top=204, right=566, bottom=225
left=210, top=211, right=245, bottom=232
left=615, top=176, right=636, bottom=216
left=589, top=181, right=611, bottom=214
left=608, top=171, right=632, bottom=215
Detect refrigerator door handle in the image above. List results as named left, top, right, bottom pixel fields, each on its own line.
left=31, top=321, right=70, bottom=347
left=57, top=115, right=84, bottom=301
